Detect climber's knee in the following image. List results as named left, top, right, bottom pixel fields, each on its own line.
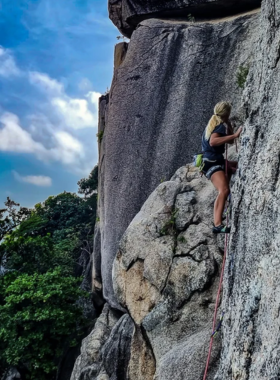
left=219, top=187, right=230, bottom=198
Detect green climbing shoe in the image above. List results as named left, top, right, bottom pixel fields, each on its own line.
left=212, top=224, right=231, bottom=234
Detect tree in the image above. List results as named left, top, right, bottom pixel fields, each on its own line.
left=0, top=198, right=30, bottom=241
left=0, top=167, right=99, bottom=379
left=0, top=234, right=75, bottom=276
left=0, top=268, right=88, bottom=380
left=77, top=166, right=98, bottom=198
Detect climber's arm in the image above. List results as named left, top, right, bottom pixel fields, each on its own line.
left=210, top=126, right=242, bottom=147
left=210, top=133, right=236, bottom=147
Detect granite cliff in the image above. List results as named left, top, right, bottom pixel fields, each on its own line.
left=71, top=0, right=280, bottom=379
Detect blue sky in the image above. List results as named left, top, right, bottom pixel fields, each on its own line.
left=0, top=0, right=119, bottom=207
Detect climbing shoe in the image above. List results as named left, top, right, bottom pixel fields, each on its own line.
left=212, top=224, right=231, bottom=234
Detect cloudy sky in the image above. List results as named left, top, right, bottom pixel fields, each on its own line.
left=0, top=0, right=119, bottom=207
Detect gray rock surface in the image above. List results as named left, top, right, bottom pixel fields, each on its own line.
left=127, top=326, right=156, bottom=379
left=113, top=165, right=224, bottom=379
left=1, top=369, right=21, bottom=380
left=71, top=304, right=155, bottom=380
left=154, top=329, right=220, bottom=380
left=99, top=11, right=259, bottom=309
left=100, top=314, right=134, bottom=379
left=174, top=191, right=195, bottom=230
left=109, top=0, right=261, bottom=37
left=70, top=304, right=121, bottom=380
left=216, top=1, right=280, bottom=378
left=78, top=1, right=280, bottom=379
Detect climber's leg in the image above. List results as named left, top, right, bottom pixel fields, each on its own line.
left=211, top=170, right=230, bottom=227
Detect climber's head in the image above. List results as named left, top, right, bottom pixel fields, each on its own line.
left=205, top=101, right=232, bottom=140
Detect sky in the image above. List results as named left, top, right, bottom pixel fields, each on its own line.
left=0, top=0, right=119, bottom=207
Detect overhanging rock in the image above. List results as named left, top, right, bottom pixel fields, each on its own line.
left=109, top=0, right=261, bottom=37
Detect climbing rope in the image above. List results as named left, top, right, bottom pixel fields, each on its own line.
left=202, top=232, right=228, bottom=380
left=202, top=144, right=230, bottom=380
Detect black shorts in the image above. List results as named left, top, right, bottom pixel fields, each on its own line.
left=201, top=158, right=225, bottom=180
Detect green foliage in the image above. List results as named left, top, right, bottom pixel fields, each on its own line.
left=0, top=268, right=88, bottom=380
left=0, top=198, right=30, bottom=241
left=159, top=208, right=179, bottom=236
left=187, top=14, right=195, bottom=22
left=96, top=130, right=104, bottom=143
left=236, top=65, right=249, bottom=89
left=0, top=168, right=98, bottom=379
left=78, top=166, right=98, bottom=197
left=34, top=192, right=90, bottom=235
left=1, top=191, right=97, bottom=276
left=0, top=233, right=76, bottom=276
left=0, top=234, right=55, bottom=275
left=178, top=235, right=187, bottom=243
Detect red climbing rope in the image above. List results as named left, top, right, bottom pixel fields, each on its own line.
left=202, top=144, right=229, bottom=380
left=203, top=232, right=228, bottom=380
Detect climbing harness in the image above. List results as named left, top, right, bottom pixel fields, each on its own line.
left=202, top=144, right=230, bottom=380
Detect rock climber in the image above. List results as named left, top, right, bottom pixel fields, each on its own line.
left=201, top=101, right=242, bottom=234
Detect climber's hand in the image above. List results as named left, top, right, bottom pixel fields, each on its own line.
left=234, top=126, right=242, bottom=138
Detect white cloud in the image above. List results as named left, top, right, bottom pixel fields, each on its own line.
left=0, top=112, right=85, bottom=166
left=86, top=91, right=100, bottom=110
left=13, top=171, right=52, bottom=187
left=0, top=57, right=100, bottom=173
left=29, top=71, right=63, bottom=94
left=52, top=97, right=96, bottom=129
left=0, top=112, right=46, bottom=155
left=29, top=71, right=100, bottom=129
left=0, top=46, right=20, bottom=77
left=52, top=131, right=84, bottom=164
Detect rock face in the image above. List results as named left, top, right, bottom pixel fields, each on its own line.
left=72, top=0, right=280, bottom=379
left=216, top=1, right=280, bottom=378
left=96, top=10, right=259, bottom=309
left=71, top=304, right=155, bottom=380
left=109, top=0, right=261, bottom=37
left=70, top=304, right=121, bottom=380
left=73, top=164, right=224, bottom=379
left=113, top=165, right=223, bottom=379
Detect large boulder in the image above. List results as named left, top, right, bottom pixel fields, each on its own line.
left=109, top=0, right=261, bottom=37
left=113, top=165, right=224, bottom=379
left=97, top=11, right=259, bottom=309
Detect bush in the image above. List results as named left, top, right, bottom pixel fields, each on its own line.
left=236, top=65, right=249, bottom=89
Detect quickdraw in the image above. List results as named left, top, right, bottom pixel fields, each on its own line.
left=211, top=311, right=225, bottom=338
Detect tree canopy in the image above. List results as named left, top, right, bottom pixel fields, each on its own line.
left=0, top=168, right=98, bottom=379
